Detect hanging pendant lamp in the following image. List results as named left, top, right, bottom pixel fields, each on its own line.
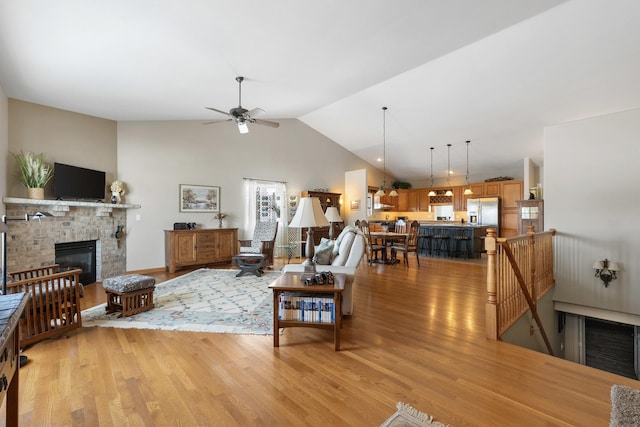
left=375, top=107, right=389, bottom=197
left=463, top=140, right=474, bottom=195
left=445, top=143, right=453, bottom=197
left=428, top=147, right=436, bottom=197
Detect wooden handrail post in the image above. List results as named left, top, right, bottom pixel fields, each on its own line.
left=485, top=227, right=498, bottom=340
left=527, top=225, right=536, bottom=306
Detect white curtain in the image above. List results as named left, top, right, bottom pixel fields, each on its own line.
left=243, top=179, right=290, bottom=257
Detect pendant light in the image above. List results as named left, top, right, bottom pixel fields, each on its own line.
left=428, top=147, right=436, bottom=197
left=463, top=140, right=474, bottom=195
left=375, top=107, right=389, bottom=197
left=445, top=143, right=453, bottom=197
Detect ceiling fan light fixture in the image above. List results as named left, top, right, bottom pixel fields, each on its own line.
left=238, top=121, right=249, bottom=134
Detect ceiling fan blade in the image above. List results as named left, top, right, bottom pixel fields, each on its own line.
left=205, top=107, right=231, bottom=117
left=246, top=107, right=265, bottom=117
left=253, top=118, right=280, bottom=128
left=202, top=118, right=232, bottom=125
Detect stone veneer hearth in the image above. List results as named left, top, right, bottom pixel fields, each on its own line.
left=2, top=198, right=140, bottom=282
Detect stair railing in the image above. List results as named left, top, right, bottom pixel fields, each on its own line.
left=485, top=226, right=557, bottom=354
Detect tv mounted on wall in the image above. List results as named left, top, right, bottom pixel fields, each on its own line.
left=54, top=163, right=106, bottom=201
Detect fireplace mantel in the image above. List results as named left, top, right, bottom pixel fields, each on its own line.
left=3, top=197, right=140, bottom=217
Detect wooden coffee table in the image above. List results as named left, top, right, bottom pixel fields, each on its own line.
left=268, top=272, right=347, bottom=351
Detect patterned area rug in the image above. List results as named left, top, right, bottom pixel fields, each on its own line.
left=380, top=402, right=447, bottom=427
left=82, top=269, right=279, bottom=335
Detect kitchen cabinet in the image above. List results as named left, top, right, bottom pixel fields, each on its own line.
left=165, top=228, right=239, bottom=273
left=397, top=189, right=419, bottom=212
left=469, top=183, right=485, bottom=197
left=453, top=186, right=465, bottom=211
left=499, top=180, right=524, bottom=237
left=418, top=190, right=430, bottom=211
left=484, top=182, right=500, bottom=197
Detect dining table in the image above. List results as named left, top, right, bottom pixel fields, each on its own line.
left=369, top=231, right=408, bottom=264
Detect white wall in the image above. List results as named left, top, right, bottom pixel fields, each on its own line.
left=7, top=99, right=117, bottom=198
left=547, top=108, right=640, bottom=317
left=0, top=86, right=7, bottom=205
left=117, top=119, right=377, bottom=271
left=345, top=169, right=368, bottom=226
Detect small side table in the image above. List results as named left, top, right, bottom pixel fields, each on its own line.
left=277, top=243, right=298, bottom=264
left=269, top=272, right=347, bottom=351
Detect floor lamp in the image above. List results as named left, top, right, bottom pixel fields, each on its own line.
left=2, top=212, right=54, bottom=368
left=288, top=197, right=329, bottom=281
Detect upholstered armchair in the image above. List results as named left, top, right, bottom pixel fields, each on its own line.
left=238, top=221, right=278, bottom=268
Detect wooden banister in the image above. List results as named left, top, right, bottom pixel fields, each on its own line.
left=486, top=226, right=557, bottom=353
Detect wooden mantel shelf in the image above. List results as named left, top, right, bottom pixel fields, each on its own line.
left=2, top=197, right=141, bottom=217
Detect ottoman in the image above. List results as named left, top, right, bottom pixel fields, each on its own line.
left=103, top=274, right=156, bottom=318
left=232, top=254, right=267, bottom=277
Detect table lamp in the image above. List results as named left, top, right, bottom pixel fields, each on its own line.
left=288, top=197, right=329, bottom=280
left=324, top=206, right=342, bottom=240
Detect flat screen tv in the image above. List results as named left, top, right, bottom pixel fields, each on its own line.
left=54, top=163, right=106, bottom=201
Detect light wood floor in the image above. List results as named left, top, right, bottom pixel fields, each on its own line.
left=7, top=256, right=638, bottom=426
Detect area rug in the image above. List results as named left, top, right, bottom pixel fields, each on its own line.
left=380, top=402, right=447, bottom=427
left=610, top=384, right=640, bottom=427
left=81, top=268, right=279, bottom=335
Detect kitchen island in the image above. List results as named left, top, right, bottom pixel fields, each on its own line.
left=418, top=223, right=489, bottom=259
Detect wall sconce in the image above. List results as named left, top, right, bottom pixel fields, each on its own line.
left=593, top=259, right=620, bottom=287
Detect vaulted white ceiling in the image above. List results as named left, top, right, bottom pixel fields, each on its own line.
left=1, top=0, right=639, bottom=182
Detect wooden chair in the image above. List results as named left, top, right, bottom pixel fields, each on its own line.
left=238, top=221, right=278, bottom=268
left=359, top=220, right=385, bottom=265
left=390, top=221, right=420, bottom=266
left=6, top=265, right=83, bottom=348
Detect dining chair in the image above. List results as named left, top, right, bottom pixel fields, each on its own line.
left=390, top=220, right=420, bottom=266
left=359, top=220, right=385, bottom=265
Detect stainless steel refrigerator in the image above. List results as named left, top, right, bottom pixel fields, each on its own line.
left=467, top=197, right=500, bottom=228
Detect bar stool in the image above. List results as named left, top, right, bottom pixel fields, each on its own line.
left=452, top=228, right=472, bottom=259
left=431, top=228, right=450, bottom=257
left=418, top=227, right=433, bottom=256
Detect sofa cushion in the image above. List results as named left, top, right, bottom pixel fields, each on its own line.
left=313, top=238, right=334, bottom=265
left=332, top=230, right=355, bottom=266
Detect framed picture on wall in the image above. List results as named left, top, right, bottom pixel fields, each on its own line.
left=180, top=184, right=220, bottom=213
left=350, top=200, right=360, bottom=210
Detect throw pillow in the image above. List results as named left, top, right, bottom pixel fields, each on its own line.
left=313, top=238, right=334, bottom=265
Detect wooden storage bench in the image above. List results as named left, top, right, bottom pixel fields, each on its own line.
left=103, top=274, right=156, bottom=318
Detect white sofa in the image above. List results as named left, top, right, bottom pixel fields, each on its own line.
left=282, top=225, right=365, bottom=315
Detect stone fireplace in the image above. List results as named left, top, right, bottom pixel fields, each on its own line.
left=2, top=198, right=139, bottom=282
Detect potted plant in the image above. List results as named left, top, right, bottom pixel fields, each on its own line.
left=12, top=151, right=53, bottom=199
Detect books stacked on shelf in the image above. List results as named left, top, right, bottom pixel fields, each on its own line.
left=278, top=293, right=335, bottom=323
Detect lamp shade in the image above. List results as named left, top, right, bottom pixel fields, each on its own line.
left=289, top=197, right=330, bottom=228
left=324, top=206, right=342, bottom=223
left=389, top=188, right=399, bottom=197
left=608, top=262, right=621, bottom=271
left=592, top=260, right=604, bottom=270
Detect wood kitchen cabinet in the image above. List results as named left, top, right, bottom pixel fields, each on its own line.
left=397, top=189, right=419, bottom=212
left=499, top=180, right=524, bottom=237
left=453, top=186, right=466, bottom=211
left=468, top=183, right=485, bottom=197
left=165, top=228, right=238, bottom=273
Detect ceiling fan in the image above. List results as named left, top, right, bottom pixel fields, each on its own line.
left=205, top=76, right=279, bottom=134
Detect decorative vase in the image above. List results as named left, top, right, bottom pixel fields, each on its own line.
left=111, top=191, right=121, bottom=204
left=27, top=188, right=44, bottom=200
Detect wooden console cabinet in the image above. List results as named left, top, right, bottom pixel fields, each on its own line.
left=164, top=228, right=238, bottom=273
